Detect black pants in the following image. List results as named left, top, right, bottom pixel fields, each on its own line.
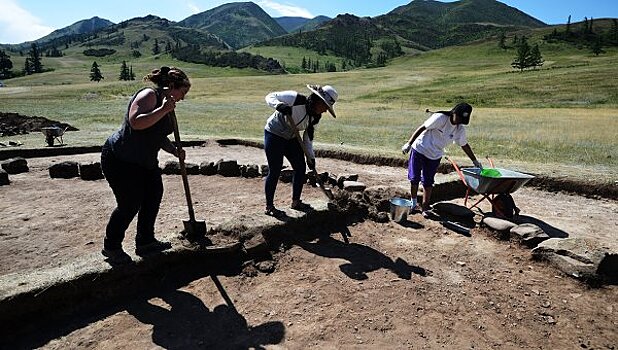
left=101, top=142, right=163, bottom=250
left=264, top=130, right=306, bottom=207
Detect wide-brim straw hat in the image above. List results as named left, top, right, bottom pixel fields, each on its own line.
left=307, top=84, right=338, bottom=118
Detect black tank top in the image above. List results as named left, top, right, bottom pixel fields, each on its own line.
left=107, top=87, right=173, bottom=169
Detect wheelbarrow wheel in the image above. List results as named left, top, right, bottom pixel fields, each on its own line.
left=45, top=135, right=55, bottom=146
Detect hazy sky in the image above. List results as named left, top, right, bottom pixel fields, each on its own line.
left=1, top=0, right=617, bottom=44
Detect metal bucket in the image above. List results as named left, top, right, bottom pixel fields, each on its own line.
left=390, top=197, right=412, bottom=222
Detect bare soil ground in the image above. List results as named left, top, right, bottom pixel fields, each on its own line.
left=1, top=143, right=617, bottom=349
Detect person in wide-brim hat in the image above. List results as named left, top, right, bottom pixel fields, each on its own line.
left=262, top=84, right=339, bottom=216
left=306, top=84, right=338, bottom=118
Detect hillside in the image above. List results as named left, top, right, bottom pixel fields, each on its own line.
left=276, top=16, right=331, bottom=33
left=257, top=14, right=412, bottom=68
left=375, top=0, right=547, bottom=49
left=177, top=2, right=287, bottom=49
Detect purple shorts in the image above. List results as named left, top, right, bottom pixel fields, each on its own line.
left=407, top=149, right=441, bottom=187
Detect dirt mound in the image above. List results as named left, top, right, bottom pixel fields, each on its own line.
left=0, top=112, right=78, bottom=137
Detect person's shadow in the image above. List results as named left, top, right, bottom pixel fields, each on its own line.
left=126, top=278, right=284, bottom=349
left=295, top=233, right=427, bottom=280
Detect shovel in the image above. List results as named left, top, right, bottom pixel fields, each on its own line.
left=169, top=111, right=207, bottom=240
left=285, top=114, right=334, bottom=201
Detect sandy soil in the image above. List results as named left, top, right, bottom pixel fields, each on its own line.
left=1, top=143, right=617, bottom=349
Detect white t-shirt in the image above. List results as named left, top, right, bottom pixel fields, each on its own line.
left=412, top=113, right=467, bottom=160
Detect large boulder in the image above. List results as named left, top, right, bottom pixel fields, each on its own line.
left=1, top=157, right=28, bottom=174
left=199, top=161, right=217, bottom=176
left=433, top=202, right=475, bottom=219
left=532, top=238, right=617, bottom=284
left=217, top=160, right=240, bottom=177
left=510, top=223, right=549, bottom=248
left=79, top=162, right=104, bottom=181
left=49, top=161, right=79, bottom=179
left=241, top=164, right=260, bottom=178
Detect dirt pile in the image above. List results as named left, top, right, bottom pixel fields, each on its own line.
left=0, top=112, right=78, bottom=137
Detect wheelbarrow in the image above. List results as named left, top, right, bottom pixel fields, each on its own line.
left=447, top=157, right=534, bottom=216
left=41, top=126, right=68, bottom=146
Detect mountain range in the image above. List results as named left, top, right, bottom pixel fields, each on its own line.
left=0, top=0, right=553, bottom=73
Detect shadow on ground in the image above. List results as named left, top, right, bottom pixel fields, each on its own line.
left=295, top=226, right=428, bottom=281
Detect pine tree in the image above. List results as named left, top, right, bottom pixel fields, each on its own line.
left=0, top=50, right=13, bottom=79
left=129, top=65, right=136, bottom=80
left=529, top=44, right=544, bottom=69
left=498, top=32, right=507, bottom=50
left=511, top=37, right=531, bottom=71
left=152, top=39, right=160, bottom=55
left=119, top=61, right=131, bottom=80
left=89, top=61, right=104, bottom=82
left=26, top=43, right=43, bottom=74
left=301, top=56, right=307, bottom=70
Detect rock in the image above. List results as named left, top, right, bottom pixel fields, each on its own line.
left=532, top=238, right=616, bottom=283
left=217, top=160, right=240, bottom=177
left=199, top=161, right=217, bottom=176
left=433, top=202, right=475, bottom=218
left=1, top=157, right=29, bottom=174
left=243, top=235, right=269, bottom=259
left=162, top=161, right=180, bottom=175
left=185, top=162, right=200, bottom=175
left=49, top=161, right=78, bottom=179
left=510, top=223, right=549, bottom=248
left=260, top=165, right=269, bottom=177
left=482, top=216, right=517, bottom=232
left=279, top=169, right=294, bottom=183
left=343, top=181, right=366, bottom=192
left=337, top=174, right=359, bottom=188
left=0, top=169, right=9, bottom=185
left=255, top=260, right=276, bottom=273
left=241, top=164, right=260, bottom=178
left=79, top=162, right=104, bottom=181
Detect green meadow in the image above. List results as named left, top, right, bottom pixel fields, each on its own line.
left=1, top=34, right=617, bottom=183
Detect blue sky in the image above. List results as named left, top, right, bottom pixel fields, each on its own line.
left=1, top=0, right=617, bottom=44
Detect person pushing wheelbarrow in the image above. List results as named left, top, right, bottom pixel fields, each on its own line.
left=401, top=102, right=483, bottom=218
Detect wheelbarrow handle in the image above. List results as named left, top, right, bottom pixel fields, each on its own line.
left=445, top=156, right=467, bottom=187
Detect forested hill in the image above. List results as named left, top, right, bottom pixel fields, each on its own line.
left=177, top=2, right=287, bottom=49
left=376, top=0, right=547, bottom=49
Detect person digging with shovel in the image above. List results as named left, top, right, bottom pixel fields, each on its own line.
left=401, top=102, right=482, bottom=219
left=263, top=84, right=338, bottom=217
left=100, top=66, right=191, bottom=262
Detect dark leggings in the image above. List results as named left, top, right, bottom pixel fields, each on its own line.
left=101, top=142, right=163, bottom=250
left=264, top=130, right=306, bottom=207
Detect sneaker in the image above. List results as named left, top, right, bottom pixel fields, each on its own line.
left=410, top=204, right=422, bottom=214
left=101, top=247, right=132, bottom=264
left=290, top=200, right=312, bottom=211
left=265, top=206, right=286, bottom=217
left=135, top=239, right=172, bottom=256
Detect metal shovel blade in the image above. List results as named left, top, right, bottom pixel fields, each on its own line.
left=182, top=219, right=207, bottom=241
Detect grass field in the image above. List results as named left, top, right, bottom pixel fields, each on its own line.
left=1, top=33, right=617, bottom=183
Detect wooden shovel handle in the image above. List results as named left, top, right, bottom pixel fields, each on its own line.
left=169, top=111, right=196, bottom=222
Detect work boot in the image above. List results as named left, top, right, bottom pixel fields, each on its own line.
left=135, top=239, right=172, bottom=256
left=101, top=247, right=132, bottom=264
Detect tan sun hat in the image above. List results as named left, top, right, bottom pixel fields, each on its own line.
left=307, top=84, right=338, bottom=118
